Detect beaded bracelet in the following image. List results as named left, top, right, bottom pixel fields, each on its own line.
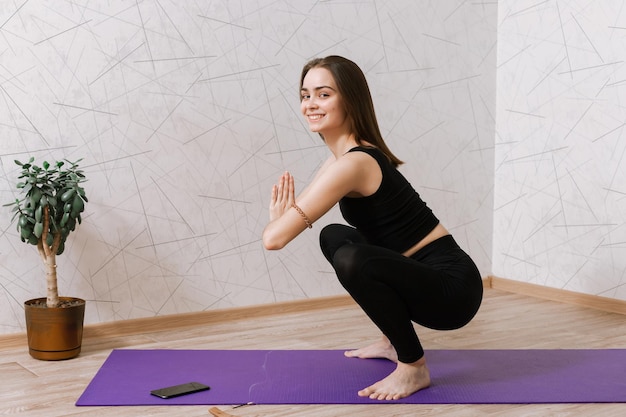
left=291, top=203, right=313, bottom=229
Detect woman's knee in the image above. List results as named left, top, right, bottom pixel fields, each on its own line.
left=332, top=244, right=369, bottom=288
left=319, top=224, right=362, bottom=263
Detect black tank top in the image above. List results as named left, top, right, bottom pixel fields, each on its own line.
left=339, top=147, right=439, bottom=253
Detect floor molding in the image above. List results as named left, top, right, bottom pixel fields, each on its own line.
left=487, top=275, right=626, bottom=315
left=0, top=295, right=356, bottom=350
left=2, top=278, right=624, bottom=350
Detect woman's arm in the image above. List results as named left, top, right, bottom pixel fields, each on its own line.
left=262, top=153, right=373, bottom=250
left=293, top=154, right=335, bottom=201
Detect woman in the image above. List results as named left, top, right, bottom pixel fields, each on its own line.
left=262, top=55, right=483, bottom=400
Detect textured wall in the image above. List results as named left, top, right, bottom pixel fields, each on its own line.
left=0, top=1, right=496, bottom=334
left=494, top=1, right=626, bottom=300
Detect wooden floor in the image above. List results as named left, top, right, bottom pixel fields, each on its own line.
left=2, top=287, right=625, bottom=416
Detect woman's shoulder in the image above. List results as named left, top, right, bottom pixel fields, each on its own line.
left=342, top=146, right=381, bottom=163
left=345, top=145, right=387, bottom=165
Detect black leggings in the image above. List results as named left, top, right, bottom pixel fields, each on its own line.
left=320, top=224, right=483, bottom=363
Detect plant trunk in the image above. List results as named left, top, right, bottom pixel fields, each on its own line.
left=38, top=206, right=61, bottom=308
left=44, top=252, right=59, bottom=308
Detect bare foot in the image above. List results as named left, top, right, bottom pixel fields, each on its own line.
left=357, top=357, right=431, bottom=400
left=344, top=336, right=398, bottom=362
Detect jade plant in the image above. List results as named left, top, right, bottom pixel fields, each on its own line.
left=4, top=158, right=87, bottom=308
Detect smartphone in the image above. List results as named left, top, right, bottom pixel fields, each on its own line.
left=150, top=382, right=211, bottom=399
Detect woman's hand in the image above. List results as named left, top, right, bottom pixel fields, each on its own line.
left=269, top=172, right=295, bottom=222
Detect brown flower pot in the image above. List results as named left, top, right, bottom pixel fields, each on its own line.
left=24, top=297, right=86, bottom=361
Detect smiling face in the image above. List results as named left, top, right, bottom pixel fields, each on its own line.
left=300, top=67, right=351, bottom=137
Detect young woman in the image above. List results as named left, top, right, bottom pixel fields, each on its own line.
left=262, top=55, right=483, bottom=401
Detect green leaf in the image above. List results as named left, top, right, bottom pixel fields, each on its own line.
left=2, top=198, right=19, bottom=208
left=20, top=226, right=32, bottom=239
left=72, top=195, right=84, bottom=213
left=61, top=189, right=75, bottom=202
left=33, top=222, right=43, bottom=238
left=30, top=187, right=42, bottom=204
left=18, top=215, right=28, bottom=228
left=34, top=206, right=42, bottom=223
left=60, top=212, right=70, bottom=227
left=77, top=188, right=88, bottom=201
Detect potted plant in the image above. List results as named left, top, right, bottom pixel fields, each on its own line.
left=4, top=157, right=88, bottom=360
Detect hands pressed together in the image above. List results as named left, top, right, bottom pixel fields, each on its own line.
left=269, top=172, right=296, bottom=222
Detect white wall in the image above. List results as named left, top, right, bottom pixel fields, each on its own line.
left=494, top=1, right=626, bottom=300
left=0, top=0, right=497, bottom=334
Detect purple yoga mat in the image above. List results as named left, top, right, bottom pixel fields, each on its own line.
left=76, top=349, right=626, bottom=405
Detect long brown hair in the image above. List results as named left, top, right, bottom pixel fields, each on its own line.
left=300, top=55, right=403, bottom=167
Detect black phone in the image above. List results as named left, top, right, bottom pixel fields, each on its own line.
left=150, top=382, right=211, bottom=399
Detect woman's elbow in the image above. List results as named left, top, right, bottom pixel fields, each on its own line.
left=262, top=229, right=286, bottom=250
